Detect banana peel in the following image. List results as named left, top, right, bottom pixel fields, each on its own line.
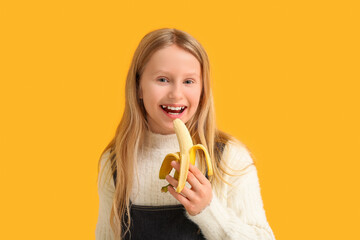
left=159, top=119, right=213, bottom=193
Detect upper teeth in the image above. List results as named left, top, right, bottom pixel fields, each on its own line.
left=162, top=105, right=185, bottom=110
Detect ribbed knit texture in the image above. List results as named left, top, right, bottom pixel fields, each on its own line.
left=95, top=130, right=276, bottom=240
left=131, top=130, right=181, bottom=206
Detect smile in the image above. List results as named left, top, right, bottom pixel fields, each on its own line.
left=160, top=105, right=187, bottom=115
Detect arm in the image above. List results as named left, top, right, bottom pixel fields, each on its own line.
left=186, top=141, right=276, bottom=240
left=95, top=150, right=115, bottom=240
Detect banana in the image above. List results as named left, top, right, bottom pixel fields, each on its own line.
left=159, top=118, right=213, bottom=193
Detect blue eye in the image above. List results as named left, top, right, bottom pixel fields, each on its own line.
left=158, top=77, right=168, bottom=83
left=184, top=79, right=194, bottom=84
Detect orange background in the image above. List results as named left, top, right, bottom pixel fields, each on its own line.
left=1, top=1, right=359, bottom=239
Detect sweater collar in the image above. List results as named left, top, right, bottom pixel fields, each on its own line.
left=144, top=129, right=179, bottom=150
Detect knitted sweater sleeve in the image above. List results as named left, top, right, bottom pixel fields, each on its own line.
left=186, top=141, right=276, bottom=240
left=95, top=150, right=115, bottom=240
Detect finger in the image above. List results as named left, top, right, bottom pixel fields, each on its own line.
left=171, top=160, right=180, bottom=171
left=185, top=170, right=202, bottom=191
left=171, top=160, right=206, bottom=190
left=167, top=183, right=191, bottom=206
left=165, top=174, right=196, bottom=200
left=188, top=162, right=209, bottom=185
left=165, top=174, right=178, bottom=188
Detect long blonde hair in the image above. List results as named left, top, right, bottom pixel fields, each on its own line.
left=97, top=28, right=248, bottom=239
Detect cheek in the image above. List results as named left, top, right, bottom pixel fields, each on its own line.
left=142, top=85, right=162, bottom=107
left=189, top=88, right=202, bottom=109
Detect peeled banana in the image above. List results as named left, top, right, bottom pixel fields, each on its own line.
left=159, top=118, right=213, bottom=193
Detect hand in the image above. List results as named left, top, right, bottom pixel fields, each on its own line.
left=165, top=160, right=213, bottom=216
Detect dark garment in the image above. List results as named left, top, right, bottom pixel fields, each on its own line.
left=121, top=203, right=206, bottom=240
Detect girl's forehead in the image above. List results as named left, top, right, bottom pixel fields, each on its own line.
left=143, top=46, right=201, bottom=75
left=149, top=45, right=199, bottom=63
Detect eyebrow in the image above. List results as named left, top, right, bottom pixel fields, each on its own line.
left=152, top=70, right=200, bottom=78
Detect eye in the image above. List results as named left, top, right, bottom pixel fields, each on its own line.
left=157, top=77, right=168, bottom=83
left=184, top=79, right=194, bottom=84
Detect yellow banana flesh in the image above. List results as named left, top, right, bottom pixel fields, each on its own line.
left=159, top=118, right=213, bottom=193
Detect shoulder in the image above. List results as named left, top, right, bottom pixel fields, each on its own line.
left=221, top=138, right=254, bottom=171
left=99, top=148, right=112, bottom=169
left=98, top=149, right=115, bottom=193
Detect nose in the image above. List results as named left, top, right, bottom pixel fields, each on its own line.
left=168, top=81, right=183, bottom=100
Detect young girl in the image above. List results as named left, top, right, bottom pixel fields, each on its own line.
left=96, top=28, right=276, bottom=240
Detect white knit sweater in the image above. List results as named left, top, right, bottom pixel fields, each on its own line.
left=95, top=130, right=276, bottom=240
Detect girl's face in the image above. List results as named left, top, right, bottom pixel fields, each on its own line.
left=139, top=44, right=202, bottom=135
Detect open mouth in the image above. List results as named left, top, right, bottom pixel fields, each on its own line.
left=160, top=105, right=187, bottom=115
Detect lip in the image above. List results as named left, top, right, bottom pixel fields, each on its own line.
left=160, top=104, right=187, bottom=108
left=160, top=105, right=186, bottom=119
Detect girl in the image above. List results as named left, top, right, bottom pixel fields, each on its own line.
left=96, top=28, right=276, bottom=240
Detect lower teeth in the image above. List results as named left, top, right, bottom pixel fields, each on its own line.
left=168, top=112, right=180, bottom=115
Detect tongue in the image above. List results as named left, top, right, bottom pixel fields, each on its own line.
left=166, top=109, right=182, bottom=113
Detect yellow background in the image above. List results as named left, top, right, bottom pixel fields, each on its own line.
left=1, top=0, right=359, bottom=239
